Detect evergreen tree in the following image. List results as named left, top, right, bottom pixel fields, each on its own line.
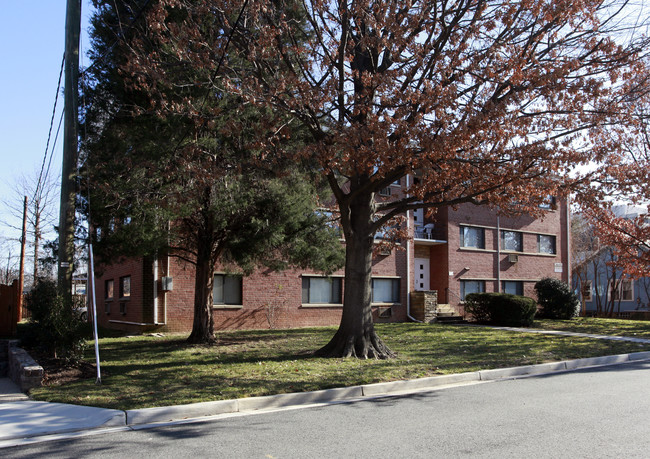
left=81, top=0, right=344, bottom=343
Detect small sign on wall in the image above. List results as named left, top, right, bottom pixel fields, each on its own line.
left=554, top=263, right=563, bottom=273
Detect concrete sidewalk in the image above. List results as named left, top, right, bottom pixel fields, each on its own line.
left=478, top=325, right=650, bottom=344
left=1, top=327, right=650, bottom=448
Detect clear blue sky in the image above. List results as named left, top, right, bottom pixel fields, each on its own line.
left=0, top=2, right=93, bottom=262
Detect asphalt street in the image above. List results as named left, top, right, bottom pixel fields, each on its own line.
left=4, top=360, right=650, bottom=458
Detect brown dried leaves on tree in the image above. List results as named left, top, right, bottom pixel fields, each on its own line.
left=129, top=0, right=649, bottom=357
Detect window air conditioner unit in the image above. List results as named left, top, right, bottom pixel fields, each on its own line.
left=161, top=276, right=174, bottom=291
left=378, top=307, right=392, bottom=318
left=508, top=254, right=519, bottom=263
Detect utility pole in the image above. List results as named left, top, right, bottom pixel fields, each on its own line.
left=58, top=0, right=81, bottom=301
left=18, top=196, right=28, bottom=321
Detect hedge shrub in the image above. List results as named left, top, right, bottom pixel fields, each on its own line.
left=534, top=277, right=579, bottom=320
left=465, top=292, right=537, bottom=327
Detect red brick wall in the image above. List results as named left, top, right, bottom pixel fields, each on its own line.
left=444, top=202, right=569, bottom=310
left=100, top=240, right=407, bottom=334
left=93, top=257, right=147, bottom=331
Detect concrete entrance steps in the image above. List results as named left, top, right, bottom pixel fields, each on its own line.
left=436, top=304, right=466, bottom=323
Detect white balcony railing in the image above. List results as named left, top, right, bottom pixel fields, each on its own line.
left=414, top=224, right=435, bottom=240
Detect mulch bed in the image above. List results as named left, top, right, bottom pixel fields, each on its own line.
left=29, top=349, right=98, bottom=386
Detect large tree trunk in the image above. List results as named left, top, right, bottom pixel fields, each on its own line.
left=316, top=190, right=396, bottom=359
left=187, top=237, right=215, bottom=344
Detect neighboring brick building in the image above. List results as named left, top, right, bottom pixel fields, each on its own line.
left=421, top=199, right=571, bottom=317
left=92, top=181, right=570, bottom=333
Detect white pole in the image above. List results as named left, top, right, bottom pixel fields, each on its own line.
left=88, top=243, right=102, bottom=384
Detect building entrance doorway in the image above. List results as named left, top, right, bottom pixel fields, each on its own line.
left=414, top=258, right=430, bottom=291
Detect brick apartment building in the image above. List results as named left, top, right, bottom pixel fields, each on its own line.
left=92, top=180, right=570, bottom=333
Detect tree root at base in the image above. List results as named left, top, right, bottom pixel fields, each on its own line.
left=315, top=329, right=396, bottom=359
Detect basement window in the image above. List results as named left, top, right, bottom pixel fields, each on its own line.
left=460, top=280, right=485, bottom=301
left=502, top=281, right=524, bottom=296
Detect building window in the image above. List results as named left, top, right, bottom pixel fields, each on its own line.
left=460, top=226, right=485, bottom=249
left=119, top=302, right=127, bottom=315
left=581, top=281, right=593, bottom=301
left=372, top=278, right=400, bottom=303
left=105, top=279, right=114, bottom=299
left=105, top=302, right=110, bottom=315
left=119, top=276, right=130, bottom=298
left=302, top=277, right=342, bottom=304
left=460, top=280, right=485, bottom=301
left=539, top=196, right=557, bottom=209
left=501, top=230, right=523, bottom=252
left=537, top=235, right=556, bottom=254
left=622, top=279, right=633, bottom=301
left=213, top=274, right=243, bottom=305
left=502, top=281, right=524, bottom=296
left=609, top=279, right=633, bottom=301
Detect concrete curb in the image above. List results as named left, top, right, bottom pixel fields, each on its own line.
left=629, top=351, right=650, bottom=361
left=361, top=372, right=480, bottom=396
left=126, top=399, right=238, bottom=425
left=478, top=361, right=568, bottom=381
left=236, top=386, right=363, bottom=412
left=564, top=354, right=630, bottom=370
left=121, top=350, right=650, bottom=426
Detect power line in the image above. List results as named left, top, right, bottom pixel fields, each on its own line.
left=35, top=53, right=65, bottom=201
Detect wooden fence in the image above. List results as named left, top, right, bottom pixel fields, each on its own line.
left=0, top=281, right=19, bottom=337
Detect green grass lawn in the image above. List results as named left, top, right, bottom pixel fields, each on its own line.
left=28, top=321, right=650, bottom=410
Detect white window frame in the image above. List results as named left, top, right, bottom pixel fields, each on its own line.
left=608, top=278, right=634, bottom=302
